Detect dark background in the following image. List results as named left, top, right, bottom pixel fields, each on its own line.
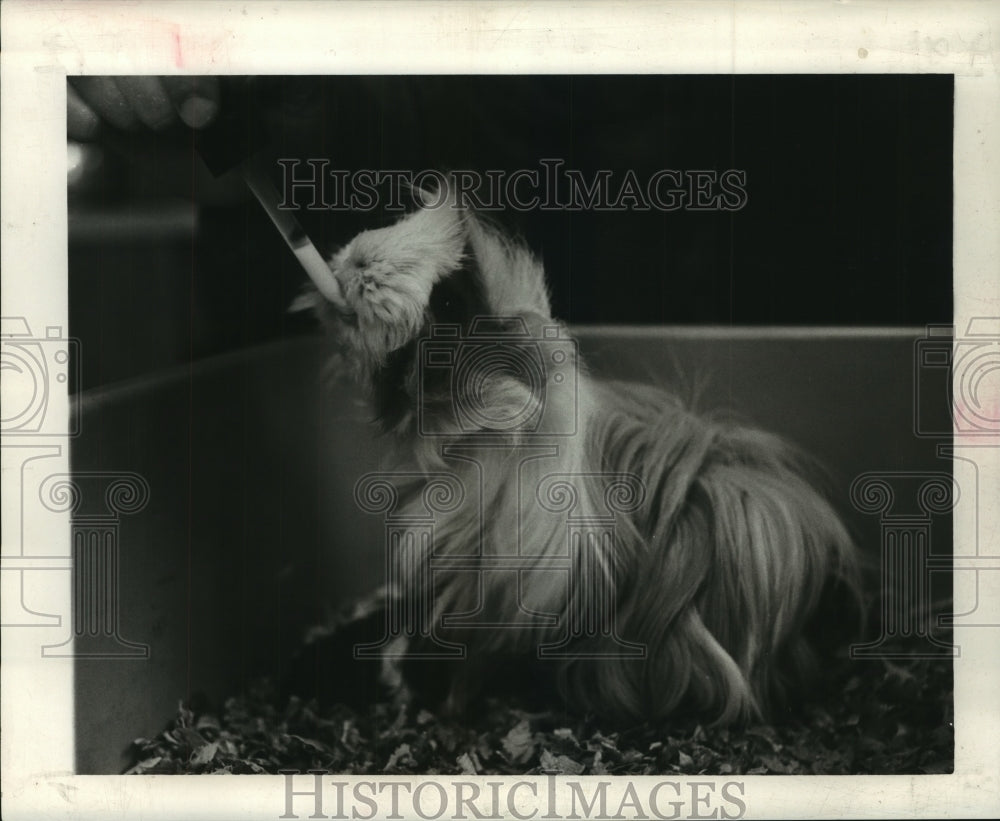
left=69, top=75, right=953, bottom=391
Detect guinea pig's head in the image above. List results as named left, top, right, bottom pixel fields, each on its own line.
left=322, top=183, right=468, bottom=369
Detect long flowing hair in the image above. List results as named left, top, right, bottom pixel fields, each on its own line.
left=309, top=180, right=862, bottom=724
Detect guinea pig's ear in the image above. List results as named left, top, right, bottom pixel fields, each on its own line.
left=412, top=174, right=469, bottom=229
left=413, top=173, right=459, bottom=210
left=405, top=174, right=469, bottom=259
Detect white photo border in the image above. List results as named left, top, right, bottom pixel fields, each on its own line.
left=1, top=1, right=997, bottom=818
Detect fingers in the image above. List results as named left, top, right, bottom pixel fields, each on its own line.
left=70, top=76, right=140, bottom=132
left=160, top=76, right=220, bottom=129
left=113, top=76, right=176, bottom=130
left=67, top=75, right=221, bottom=139
left=67, top=84, right=101, bottom=141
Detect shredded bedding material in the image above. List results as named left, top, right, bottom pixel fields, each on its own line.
left=125, top=599, right=952, bottom=776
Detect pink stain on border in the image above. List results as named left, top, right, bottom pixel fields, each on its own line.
left=171, top=25, right=183, bottom=68
left=953, top=396, right=1000, bottom=442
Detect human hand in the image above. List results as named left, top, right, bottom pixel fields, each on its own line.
left=67, top=76, right=220, bottom=140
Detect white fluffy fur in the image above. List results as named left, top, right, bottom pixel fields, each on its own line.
left=311, top=179, right=860, bottom=725
left=328, top=200, right=467, bottom=366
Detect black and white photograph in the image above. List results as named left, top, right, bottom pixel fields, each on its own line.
left=2, top=3, right=998, bottom=820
